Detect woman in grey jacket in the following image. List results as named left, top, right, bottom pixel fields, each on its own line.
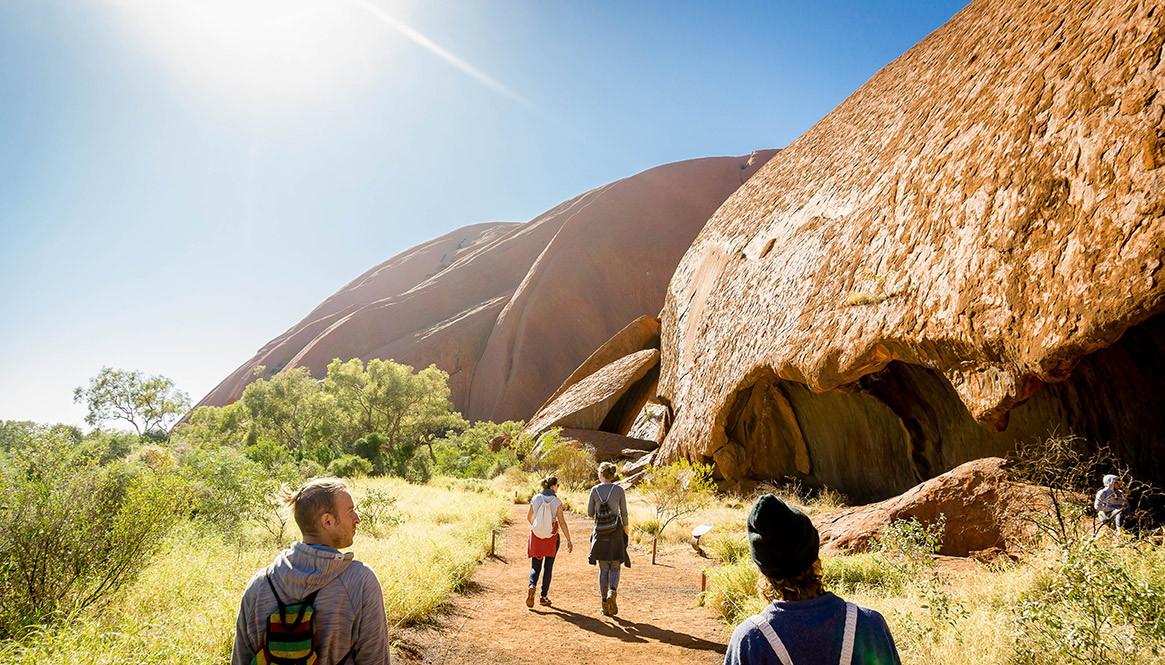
left=587, top=461, right=630, bottom=616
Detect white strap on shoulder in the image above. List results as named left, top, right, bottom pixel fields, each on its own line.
left=747, top=615, right=794, bottom=665
left=839, top=602, right=858, bottom=665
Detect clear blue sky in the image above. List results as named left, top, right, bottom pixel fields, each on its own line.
left=0, top=0, right=968, bottom=427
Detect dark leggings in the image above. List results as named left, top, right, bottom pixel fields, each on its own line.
left=529, top=536, right=561, bottom=597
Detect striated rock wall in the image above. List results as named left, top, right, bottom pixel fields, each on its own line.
left=194, top=152, right=777, bottom=423
left=657, top=0, right=1165, bottom=501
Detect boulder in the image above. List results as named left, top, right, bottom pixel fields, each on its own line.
left=192, top=152, right=777, bottom=423
left=535, top=316, right=661, bottom=415
left=524, top=349, right=660, bottom=438
left=488, top=434, right=513, bottom=453
left=815, top=458, right=1053, bottom=557
left=552, top=428, right=659, bottom=463
left=656, top=0, right=1165, bottom=500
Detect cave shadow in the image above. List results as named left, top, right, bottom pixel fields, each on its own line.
left=539, top=607, right=724, bottom=652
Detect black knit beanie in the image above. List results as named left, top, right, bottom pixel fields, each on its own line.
left=747, top=494, right=819, bottom=580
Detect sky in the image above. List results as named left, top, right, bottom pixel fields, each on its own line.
left=0, top=0, right=970, bottom=427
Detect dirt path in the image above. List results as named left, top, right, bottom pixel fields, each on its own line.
left=394, top=504, right=730, bottom=665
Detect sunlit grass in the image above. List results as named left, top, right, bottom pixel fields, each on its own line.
left=0, top=476, right=509, bottom=664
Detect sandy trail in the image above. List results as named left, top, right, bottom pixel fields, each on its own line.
left=394, top=504, right=729, bottom=664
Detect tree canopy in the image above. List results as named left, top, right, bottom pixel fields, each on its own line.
left=73, top=367, right=191, bottom=436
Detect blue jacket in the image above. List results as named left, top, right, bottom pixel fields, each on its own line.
left=724, top=593, right=900, bottom=665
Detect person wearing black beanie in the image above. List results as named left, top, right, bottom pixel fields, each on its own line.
left=723, top=495, right=902, bottom=665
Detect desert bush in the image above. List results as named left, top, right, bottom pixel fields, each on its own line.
left=639, top=459, right=716, bottom=541
left=328, top=454, right=373, bottom=479
left=700, top=558, right=766, bottom=625
left=432, top=420, right=523, bottom=479
left=704, top=530, right=751, bottom=565
left=176, top=446, right=288, bottom=538
left=1012, top=525, right=1165, bottom=663
left=0, top=429, right=188, bottom=636
left=514, top=429, right=595, bottom=490
left=358, top=488, right=402, bottom=537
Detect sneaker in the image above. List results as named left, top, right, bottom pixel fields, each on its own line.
left=539, top=596, right=552, bottom=606
left=526, top=587, right=535, bottom=608
left=607, top=589, right=618, bottom=616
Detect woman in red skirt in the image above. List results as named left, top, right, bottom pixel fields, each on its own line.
left=526, top=475, right=573, bottom=607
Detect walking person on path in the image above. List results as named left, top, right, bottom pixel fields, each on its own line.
left=527, top=475, right=573, bottom=608
left=587, top=461, right=630, bottom=617
left=231, top=477, right=391, bottom=665
left=724, top=494, right=900, bottom=665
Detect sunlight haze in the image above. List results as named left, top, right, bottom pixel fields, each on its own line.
left=0, top=0, right=969, bottom=427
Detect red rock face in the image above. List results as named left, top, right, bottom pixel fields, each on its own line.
left=656, top=0, right=1165, bottom=500
left=192, top=151, right=777, bottom=423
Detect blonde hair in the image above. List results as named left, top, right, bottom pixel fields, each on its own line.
left=760, top=558, right=825, bottom=602
left=280, top=477, right=349, bottom=537
left=598, top=461, right=618, bottom=482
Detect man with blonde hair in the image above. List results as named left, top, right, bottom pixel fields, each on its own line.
left=231, top=477, right=391, bottom=665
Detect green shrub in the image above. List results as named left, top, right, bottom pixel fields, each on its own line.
left=244, top=439, right=293, bottom=469
left=176, top=446, right=272, bottom=536
left=327, top=454, right=372, bottom=479
left=704, top=530, right=750, bottom=565
left=700, top=559, right=766, bottom=625
left=1013, top=531, right=1165, bottom=663
left=432, top=421, right=523, bottom=479
left=358, top=488, right=402, bottom=537
left=823, top=552, right=905, bottom=594
left=0, top=429, right=188, bottom=636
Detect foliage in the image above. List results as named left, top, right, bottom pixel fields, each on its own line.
left=239, top=367, right=337, bottom=453
left=357, top=488, right=402, bottom=537
left=328, top=454, right=373, bottom=479
left=0, top=478, right=510, bottom=664
left=514, top=429, right=595, bottom=490
left=1012, top=522, right=1165, bottom=663
left=699, top=558, right=766, bottom=625
left=432, top=420, right=523, bottom=479
left=0, top=429, right=188, bottom=636
left=1009, top=434, right=1164, bottom=541
left=704, top=530, right=750, bottom=565
left=175, top=445, right=290, bottom=539
left=639, top=459, right=716, bottom=541
left=324, top=358, right=467, bottom=460
left=73, top=367, right=190, bottom=437
left=172, top=403, right=248, bottom=449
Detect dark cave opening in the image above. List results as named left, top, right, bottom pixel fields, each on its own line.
left=717, top=313, right=1165, bottom=504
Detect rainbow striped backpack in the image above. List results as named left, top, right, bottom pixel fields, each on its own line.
left=252, top=573, right=351, bottom=665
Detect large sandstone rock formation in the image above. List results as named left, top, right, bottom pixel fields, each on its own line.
left=657, top=0, right=1165, bottom=501
left=815, top=458, right=1052, bottom=557
left=194, top=152, right=777, bottom=422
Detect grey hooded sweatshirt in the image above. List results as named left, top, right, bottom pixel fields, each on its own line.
left=231, top=542, right=391, bottom=665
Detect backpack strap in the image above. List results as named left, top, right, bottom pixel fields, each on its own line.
left=747, top=615, right=794, bottom=665
left=839, top=602, right=858, bottom=665
left=746, top=602, right=858, bottom=665
left=265, top=571, right=320, bottom=631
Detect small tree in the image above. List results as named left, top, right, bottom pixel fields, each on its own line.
left=73, top=367, right=191, bottom=436
left=640, top=459, right=716, bottom=541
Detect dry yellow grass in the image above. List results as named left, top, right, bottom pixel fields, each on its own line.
left=0, top=476, right=509, bottom=665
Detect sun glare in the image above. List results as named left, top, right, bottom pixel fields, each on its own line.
left=109, top=0, right=413, bottom=110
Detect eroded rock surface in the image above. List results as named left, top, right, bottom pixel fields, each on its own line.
left=524, top=349, right=660, bottom=438
left=194, top=152, right=776, bottom=422
left=815, top=458, right=1052, bottom=557
left=553, top=428, right=659, bottom=463
left=657, top=0, right=1165, bottom=500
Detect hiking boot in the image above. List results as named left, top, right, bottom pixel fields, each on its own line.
left=539, top=596, right=552, bottom=606
left=526, top=587, right=535, bottom=608
left=607, top=589, right=618, bottom=616
left=601, top=597, right=611, bottom=616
